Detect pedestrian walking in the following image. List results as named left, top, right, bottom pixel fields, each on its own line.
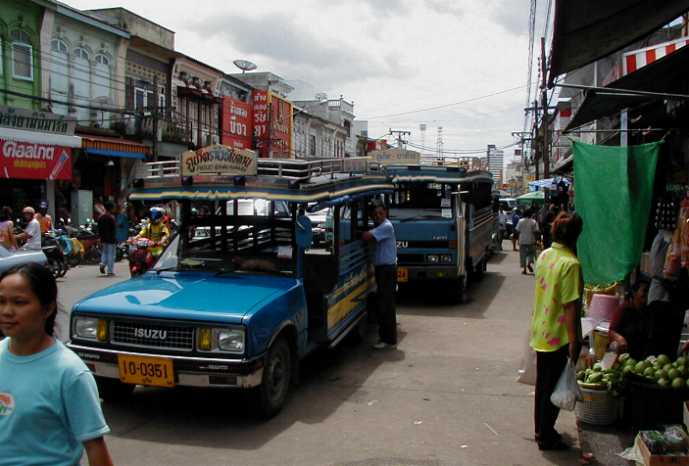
left=516, top=209, right=540, bottom=274
left=97, top=201, right=117, bottom=276
left=0, top=263, right=113, bottom=465
left=497, top=209, right=507, bottom=251
left=511, top=208, right=521, bottom=251
left=115, top=202, right=129, bottom=244
left=530, top=212, right=583, bottom=451
left=16, top=207, right=42, bottom=251
left=362, top=200, right=398, bottom=349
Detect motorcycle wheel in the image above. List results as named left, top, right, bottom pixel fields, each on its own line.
left=58, top=258, right=68, bottom=278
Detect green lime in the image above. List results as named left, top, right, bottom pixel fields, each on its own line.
left=672, top=377, right=685, bottom=389
left=669, top=369, right=681, bottom=380
left=619, top=353, right=631, bottom=364
left=657, top=355, right=671, bottom=366
left=658, top=378, right=669, bottom=388
left=664, top=363, right=674, bottom=373
left=676, top=356, right=687, bottom=366
left=636, top=361, right=649, bottom=373
left=644, top=367, right=656, bottom=378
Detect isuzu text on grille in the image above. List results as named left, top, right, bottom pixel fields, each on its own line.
left=133, top=328, right=168, bottom=340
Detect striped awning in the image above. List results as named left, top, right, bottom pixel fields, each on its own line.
left=81, top=135, right=150, bottom=159
left=623, top=36, right=689, bottom=75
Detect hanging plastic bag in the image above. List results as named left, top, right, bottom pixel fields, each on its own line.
left=517, top=331, right=537, bottom=385
left=550, top=359, right=581, bottom=411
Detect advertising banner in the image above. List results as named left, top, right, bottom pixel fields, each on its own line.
left=221, top=96, right=253, bottom=150
left=0, top=138, right=72, bottom=180
left=0, top=106, right=76, bottom=136
left=181, top=144, right=257, bottom=177
left=252, top=90, right=269, bottom=157
left=270, top=94, right=292, bottom=158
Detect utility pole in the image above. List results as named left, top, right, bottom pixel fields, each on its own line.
left=390, top=128, right=411, bottom=159
left=533, top=98, right=539, bottom=181
left=541, top=37, right=549, bottom=179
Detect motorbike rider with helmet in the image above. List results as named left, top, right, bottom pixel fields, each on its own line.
left=135, top=207, right=171, bottom=257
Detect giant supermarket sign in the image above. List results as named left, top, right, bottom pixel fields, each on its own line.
left=0, top=138, right=72, bottom=181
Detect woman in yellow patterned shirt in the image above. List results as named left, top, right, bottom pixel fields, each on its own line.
left=530, top=212, right=583, bottom=451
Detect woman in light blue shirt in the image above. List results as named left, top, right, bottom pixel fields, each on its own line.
left=0, top=263, right=113, bottom=466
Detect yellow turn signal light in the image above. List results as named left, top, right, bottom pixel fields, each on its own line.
left=97, top=320, right=108, bottom=342
left=198, top=328, right=212, bottom=351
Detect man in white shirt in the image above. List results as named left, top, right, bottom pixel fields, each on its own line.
left=17, top=206, right=42, bottom=251
left=497, top=209, right=507, bottom=251
left=515, top=209, right=540, bottom=275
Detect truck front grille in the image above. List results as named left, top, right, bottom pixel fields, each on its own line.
left=111, top=320, right=194, bottom=352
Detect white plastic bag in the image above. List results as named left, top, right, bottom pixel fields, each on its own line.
left=517, top=331, right=537, bottom=385
left=550, top=359, right=581, bottom=411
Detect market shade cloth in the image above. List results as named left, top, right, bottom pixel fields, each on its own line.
left=516, top=191, right=545, bottom=204
left=548, top=0, right=689, bottom=84
left=574, top=140, right=659, bottom=285
left=81, top=135, right=149, bottom=160
left=565, top=43, right=689, bottom=131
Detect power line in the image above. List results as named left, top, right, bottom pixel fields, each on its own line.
left=361, top=85, right=526, bottom=120
left=0, top=88, right=138, bottom=114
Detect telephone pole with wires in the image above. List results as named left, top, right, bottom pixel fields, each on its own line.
left=389, top=128, right=411, bottom=158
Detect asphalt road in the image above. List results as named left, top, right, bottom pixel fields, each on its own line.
left=58, top=250, right=580, bottom=466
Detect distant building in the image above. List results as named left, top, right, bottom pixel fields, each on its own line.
left=293, top=95, right=356, bottom=156
left=487, top=144, right=504, bottom=185
left=292, top=106, right=347, bottom=159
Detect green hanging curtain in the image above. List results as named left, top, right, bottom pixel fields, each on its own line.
left=573, top=140, right=660, bottom=285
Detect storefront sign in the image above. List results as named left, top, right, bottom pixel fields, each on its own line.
left=369, top=148, right=421, bottom=165
left=181, top=144, right=257, bottom=177
left=221, top=96, right=253, bottom=150
left=252, top=90, right=269, bottom=157
left=0, top=138, right=72, bottom=180
left=0, top=106, right=76, bottom=135
left=270, top=95, right=292, bottom=158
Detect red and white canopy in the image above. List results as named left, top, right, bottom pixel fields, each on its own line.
left=623, top=36, right=689, bottom=75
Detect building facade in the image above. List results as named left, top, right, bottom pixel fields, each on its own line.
left=293, top=107, right=347, bottom=159
left=293, top=95, right=355, bottom=156
left=487, top=144, right=504, bottom=186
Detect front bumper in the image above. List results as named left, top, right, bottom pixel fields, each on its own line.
left=68, top=343, right=264, bottom=389
left=397, top=265, right=460, bottom=282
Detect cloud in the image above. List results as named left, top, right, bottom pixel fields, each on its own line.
left=190, top=12, right=412, bottom=86
left=424, top=0, right=464, bottom=18
left=357, top=0, right=411, bottom=18
left=491, top=0, right=529, bottom=36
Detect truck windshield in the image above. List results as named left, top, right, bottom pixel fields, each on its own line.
left=389, top=183, right=454, bottom=220
left=154, top=199, right=296, bottom=276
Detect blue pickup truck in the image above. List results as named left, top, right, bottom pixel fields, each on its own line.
left=67, top=155, right=392, bottom=417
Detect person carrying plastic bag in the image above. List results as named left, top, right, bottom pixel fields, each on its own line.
left=529, top=212, right=584, bottom=451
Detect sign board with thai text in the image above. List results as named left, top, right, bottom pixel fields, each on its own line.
left=369, top=148, right=421, bottom=166
left=181, top=145, right=257, bottom=177
left=221, top=96, right=253, bottom=150
left=0, top=106, right=76, bottom=136
left=252, top=90, right=269, bottom=157
left=0, top=138, right=72, bottom=180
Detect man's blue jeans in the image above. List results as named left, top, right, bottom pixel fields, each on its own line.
left=101, top=243, right=116, bottom=274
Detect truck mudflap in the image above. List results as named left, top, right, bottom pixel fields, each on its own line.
left=68, top=344, right=264, bottom=389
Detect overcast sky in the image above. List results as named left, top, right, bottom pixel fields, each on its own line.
left=69, top=0, right=550, bottom=161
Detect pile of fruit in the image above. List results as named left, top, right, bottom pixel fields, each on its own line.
left=576, top=354, right=689, bottom=394
left=577, top=361, right=625, bottom=396
left=624, top=354, right=689, bottom=389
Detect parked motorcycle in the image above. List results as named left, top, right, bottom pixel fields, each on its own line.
left=41, top=232, right=68, bottom=278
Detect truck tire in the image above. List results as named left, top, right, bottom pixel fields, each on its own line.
left=256, top=337, right=292, bottom=419
left=96, top=377, right=135, bottom=402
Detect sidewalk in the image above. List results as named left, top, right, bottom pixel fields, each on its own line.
left=578, top=421, right=635, bottom=466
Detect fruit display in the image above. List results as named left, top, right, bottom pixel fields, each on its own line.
left=639, top=426, right=689, bottom=454
left=625, top=354, right=689, bottom=390
left=577, top=361, right=625, bottom=396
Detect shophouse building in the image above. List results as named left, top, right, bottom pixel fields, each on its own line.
left=292, top=106, right=347, bottom=159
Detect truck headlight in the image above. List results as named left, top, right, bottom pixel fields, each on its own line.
left=441, top=255, right=453, bottom=264
left=197, top=327, right=245, bottom=354
left=217, top=329, right=245, bottom=353
left=427, top=254, right=439, bottom=264
left=74, top=317, right=99, bottom=340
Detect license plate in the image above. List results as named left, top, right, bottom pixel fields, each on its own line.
left=397, top=267, right=408, bottom=283
left=118, top=354, right=175, bottom=387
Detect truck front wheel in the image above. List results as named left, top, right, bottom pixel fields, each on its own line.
left=256, top=337, right=292, bottom=418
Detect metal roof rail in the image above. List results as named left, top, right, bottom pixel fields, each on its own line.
left=134, top=157, right=374, bottom=183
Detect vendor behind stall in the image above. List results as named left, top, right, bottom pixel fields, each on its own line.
left=609, top=278, right=651, bottom=360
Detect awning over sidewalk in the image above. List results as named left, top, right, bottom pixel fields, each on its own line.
left=0, top=127, right=82, bottom=148
left=81, top=135, right=149, bottom=160
left=548, top=0, right=689, bottom=84
left=565, top=43, right=689, bottom=131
